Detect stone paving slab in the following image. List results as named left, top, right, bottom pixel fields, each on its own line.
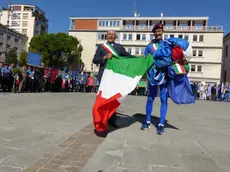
left=1, top=93, right=230, bottom=172
left=81, top=96, right=230, bottom=172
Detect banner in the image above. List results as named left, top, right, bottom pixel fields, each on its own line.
left=27, top=52, right=41, bottom=67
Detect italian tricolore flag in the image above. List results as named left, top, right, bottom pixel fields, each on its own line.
left=92, top=43, right=154, bottom=131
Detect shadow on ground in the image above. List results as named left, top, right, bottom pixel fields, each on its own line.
left=107, top=112, right=136, bottom=133
left=133, top=113, right=179, bottom=130
left=108, top=112, right=179, bottom=133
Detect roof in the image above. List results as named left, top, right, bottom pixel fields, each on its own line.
left=69, top=16, right=209, bottom=20
left=224, top=32, right=230, bottom=41
left=0, top=23, right=28, bottom=39
left=2, top=4, right=46, bottom=14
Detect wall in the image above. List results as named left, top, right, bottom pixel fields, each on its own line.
left=222, top=36, right=230, bottom=82
left=69, top=31, right=97, bottom=72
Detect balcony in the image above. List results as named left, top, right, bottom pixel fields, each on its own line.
left=123, top=25, right=224, bottom=32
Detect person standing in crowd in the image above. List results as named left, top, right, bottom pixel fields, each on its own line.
left=92, top=30, right=131, bottom=134
left=207, top=84, right=212, bottom=100
left=211, top=84, right=217, bottom=101
left=0, top=62, right=3, bottom=91
left=18, top=65, right=27, bottom=93
left=26, top=66, right=34, bottom=92
left=2, top=64, right=11, bottom=92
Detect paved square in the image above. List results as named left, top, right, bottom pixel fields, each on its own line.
left=0, top=93, right=230, bottom=172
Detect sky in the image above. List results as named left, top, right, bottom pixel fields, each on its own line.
left=0, top=0, right=230, bottom=35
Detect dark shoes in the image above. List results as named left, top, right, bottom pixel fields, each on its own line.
left=94, top=129, right=108, bottom=138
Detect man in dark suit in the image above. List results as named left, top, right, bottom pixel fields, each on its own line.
left=93, top=30, right=131, bottom=129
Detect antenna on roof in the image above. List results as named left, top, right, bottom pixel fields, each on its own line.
left=133, top=0, right=140, bottom=17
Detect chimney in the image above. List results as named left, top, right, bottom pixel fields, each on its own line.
left=134, top=11, right=137, bottom=17
left=160, top=11, right=164, bottom=17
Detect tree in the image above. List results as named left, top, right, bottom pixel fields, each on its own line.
left=19, top=50, right=28, bottom=66
left=5, top=48, right=18, bottom=65
left=29, top=33, right=84, bottom=68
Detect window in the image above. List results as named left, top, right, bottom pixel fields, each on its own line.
left=0, top=32, right=4, bottom=37
left=164, top=34, right=169, bottom=39
left=99, top=21, right=104, bottom=26
left=22, top=29, right=27, bottom=34
left=112, top=21, right=116, bottom=26
left=7, top=36, right=11, bottom=40
left=97, top=33, right=107, bottom=40
left=99, top=20, right=120, bottom=27
left=0, top=42, right=3, bottom=47
left=198, top=50, right=203, bottom=57
left=193, top=50, right=197, bottom=56
left=225, top=45, right=228, bottom=57
left=23, top=13, right=28, bottom=20
left=184, top=35, right=189, bottom=41
left=199, top=35, right=204, bottom=42
left=170, top=34, right=174, bottom=38
left=136, top=34, right=141, bottom=40
left=22, top=21, right=28, bottom=27
left=128, top=34, right=132, bottom=40
left=141, top=34, right=146, bottom=40
left=15, top=38, right=19, bottom=43
left=11, top=21, right=20, bottom=27
left=11, top=13, right=21, bottom=20
left=150, top=34, right=154, bottom=40
left=197, top=65, right=202, bottom=72
left=178, top=35, right=183, bottom=38
left=193, top=35, right=198, bottom=41
left=141, top=48, right=145, bottom=54
left=135, top=48, right=140, bottom=54
left=191, top=65, right=196, bottom=72
left=7, top=44, right=10, bottom=49
left=14, top=47, right=19, bottom=52
left=126, top=48, right=132, bottom=54
left=123, top=33, right=127, bottom=40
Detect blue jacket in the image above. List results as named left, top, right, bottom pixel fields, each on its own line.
left=144, top=39, right=172, bottom=86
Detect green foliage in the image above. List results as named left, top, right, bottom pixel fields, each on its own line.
left=5, top=48, right=18, bottom=65
left=12, top=67, right=20, bottom=74
left=29, top=33, right=84, bottom=68
left=19, top=50, right=28, bottom=66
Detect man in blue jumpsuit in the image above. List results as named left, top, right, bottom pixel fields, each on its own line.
left=141, top=23, right=169, bottom=135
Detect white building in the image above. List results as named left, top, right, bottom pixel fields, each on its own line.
left=69, top=15, right=224, bottom=83
left=0, top=4, right=48, bottom=47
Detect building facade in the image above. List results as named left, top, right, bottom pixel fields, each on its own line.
left=0, top=4, right=48, bottom=47
left=221, top=33, right=230, bottom=83
left=69, top=16, right=224, bottom=83
left=0, top=24, right=28, bottom=62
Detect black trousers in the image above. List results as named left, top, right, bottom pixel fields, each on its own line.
left=109, top=112, right=117, bottom=123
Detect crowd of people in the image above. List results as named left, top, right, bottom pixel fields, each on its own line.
left=0, top=63, right=100, bottom=93
left=191, top=82, right=230, bottom=102
left=1, top=63, right=230, bottom=103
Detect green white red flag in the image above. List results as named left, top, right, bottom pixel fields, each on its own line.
left=92, top=43, right=154, bottom=131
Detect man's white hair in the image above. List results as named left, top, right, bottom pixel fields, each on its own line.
left=107, top=30, right=117, bottom=38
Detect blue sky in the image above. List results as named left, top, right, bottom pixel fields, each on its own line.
left=1, top=0, right=229, bottom=35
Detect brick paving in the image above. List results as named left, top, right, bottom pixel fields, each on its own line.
left=24, top=124, right=104, bottom=172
